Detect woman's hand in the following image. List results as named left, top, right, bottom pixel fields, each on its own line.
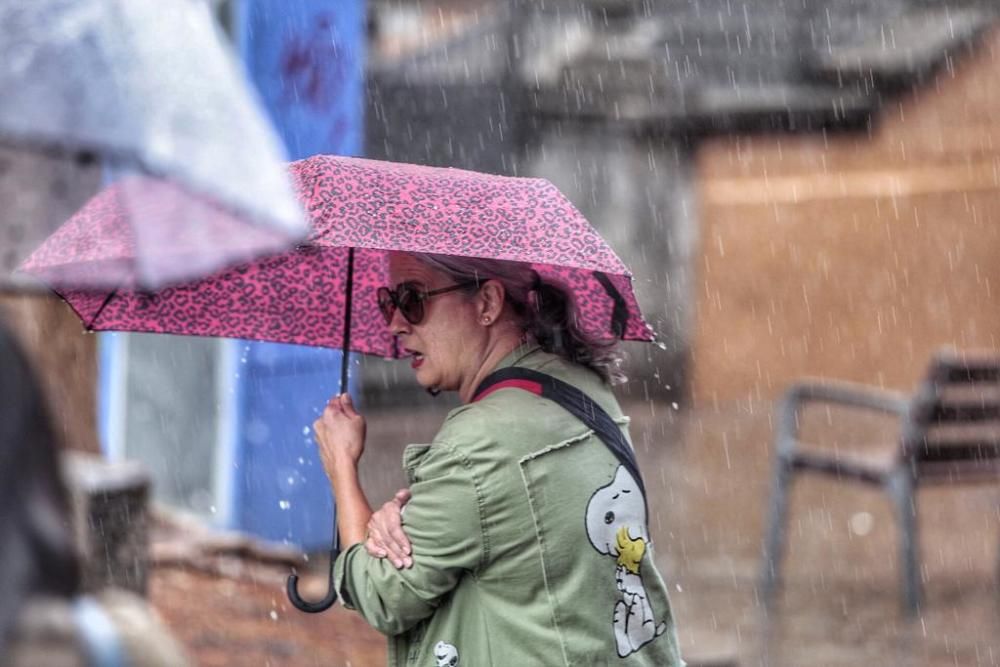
left=365, top=488, right=413, bottom=568
left=313, top=393, right=367, bottom=482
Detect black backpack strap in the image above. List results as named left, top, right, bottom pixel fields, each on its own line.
left=472, top=367, right=647, bottom=508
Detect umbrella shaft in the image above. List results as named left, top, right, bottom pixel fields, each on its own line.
left=340, top=247, right=354, bottom=394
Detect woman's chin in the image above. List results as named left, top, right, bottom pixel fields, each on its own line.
left=413, top=367, right=452, bottom=393
left=411, top=365, right=432, bottom=386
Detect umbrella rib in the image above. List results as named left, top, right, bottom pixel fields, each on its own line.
left=592, top=272, right=629, bottom=339
left=87, top=287, right=119, bottom=329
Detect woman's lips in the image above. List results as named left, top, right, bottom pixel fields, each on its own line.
left=409, top=351, right=424, bottom=369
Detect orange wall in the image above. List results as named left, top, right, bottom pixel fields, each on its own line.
left=693, top=28, right=1000, bottom=403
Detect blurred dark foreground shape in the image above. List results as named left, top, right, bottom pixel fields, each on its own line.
left=762, top=349, right=1000, bottom=617
left=0, top=318, right=192, bottom=666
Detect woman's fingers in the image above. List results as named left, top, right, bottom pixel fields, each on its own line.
left=312, top=393, right=367, bottom=471
left=376, top=523, right=410, bottom=568
left=364, top=535, right=387, bottom=559
left=348, top=488, right=412, bottom=568
left=340, top=392, right=358, bottom=417
left=388, top=488, right=413, bottom=565
left=368, top=528, right=406, bottom=567
left=388, top=489, right=412, bottom=555
left=387, top=520, right=412, bottom=563
left=367, top=498, right=412, bottom=569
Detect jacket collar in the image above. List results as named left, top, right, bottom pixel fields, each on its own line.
left=493, top=341, right=543, bottom=372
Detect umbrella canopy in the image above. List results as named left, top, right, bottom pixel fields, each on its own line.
left=0, top=0, right=306, bottom=290
left=23, top=154, right=655, bottom=614
left=23, top=154, right=655, bottom=353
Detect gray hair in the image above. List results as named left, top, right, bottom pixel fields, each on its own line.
left=411, top=253, right=626, bottom=385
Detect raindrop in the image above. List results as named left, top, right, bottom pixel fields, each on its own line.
left=278, top=499, right=291, bottom=510
left=302, top=425, right=311, bottom=435
left=849, top=511, right=874, bottom=536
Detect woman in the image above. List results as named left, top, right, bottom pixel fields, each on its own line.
left=316, top=252, right=683, bottom=666
left=0, top=320, right=190, bottom=666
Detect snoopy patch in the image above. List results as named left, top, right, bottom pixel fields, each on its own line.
left=585, top=465, right=667, bottom=658
left=433, top=641, right=458, bottom=666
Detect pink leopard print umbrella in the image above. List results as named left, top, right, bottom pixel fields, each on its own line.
left=24, top=154, right=654, bottom=357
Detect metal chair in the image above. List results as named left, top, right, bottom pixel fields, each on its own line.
left=760, top=349, right=1000, bottom=616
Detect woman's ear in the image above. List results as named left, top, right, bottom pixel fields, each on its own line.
left=478, top=280, right=506, bottom=323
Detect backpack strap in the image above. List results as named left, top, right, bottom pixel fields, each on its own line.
left=472, top=367, right=648, bottom=512
left=72, top=596, right=127, bottom=667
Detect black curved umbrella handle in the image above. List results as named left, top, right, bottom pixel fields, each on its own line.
left=287, top=529, right=340, bottom=613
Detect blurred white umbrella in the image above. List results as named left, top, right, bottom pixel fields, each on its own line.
left=0, top=0, right=307, bottom=290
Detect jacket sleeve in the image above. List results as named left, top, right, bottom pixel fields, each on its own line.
left=333, top=441, right=485, bottom=635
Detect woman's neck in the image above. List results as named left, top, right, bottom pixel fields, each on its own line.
left=458, top=330, right=527, bottom=403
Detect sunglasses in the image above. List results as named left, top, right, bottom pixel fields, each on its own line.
left=376, top=280, right=481, bottom=326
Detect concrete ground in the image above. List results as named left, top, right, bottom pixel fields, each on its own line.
left=150, top=396, right=1000, bottom=666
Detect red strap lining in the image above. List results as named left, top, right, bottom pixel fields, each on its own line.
left=472, top=379, right=543, bottom=403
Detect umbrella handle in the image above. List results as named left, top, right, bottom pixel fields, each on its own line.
left=288, top=248, right=354, bottom=614
left=287, top=533, right=340, bottom=613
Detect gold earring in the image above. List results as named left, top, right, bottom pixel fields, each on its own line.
left=482, top=317, right=491, bottom=325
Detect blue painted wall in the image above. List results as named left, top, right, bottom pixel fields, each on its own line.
left=228, top=0, right=365, bottom=547
left=235, top=0, right=364, bottom=160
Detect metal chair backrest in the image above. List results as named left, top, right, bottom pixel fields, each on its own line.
left=903, top=349, right=1000, bottom=482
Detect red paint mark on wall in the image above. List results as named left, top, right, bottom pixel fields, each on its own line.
left=279, top=14, right=350, bottom=111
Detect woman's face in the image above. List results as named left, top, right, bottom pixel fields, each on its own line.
left=385, top=253, right=487, bottom=393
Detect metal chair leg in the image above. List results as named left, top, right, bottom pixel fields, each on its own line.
left=889, top=469, right=921, bottom=616
left=761, top=457, right=792, bottom=609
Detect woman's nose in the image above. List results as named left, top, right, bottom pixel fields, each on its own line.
left=388, top=307, right=410, bottom=336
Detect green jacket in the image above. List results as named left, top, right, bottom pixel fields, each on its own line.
left=334, top=345, right=683, bottom=666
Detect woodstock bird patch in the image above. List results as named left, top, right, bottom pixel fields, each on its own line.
left=585, top=465, right=667, bottom=658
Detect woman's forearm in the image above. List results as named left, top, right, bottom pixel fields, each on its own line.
left=312, top=392, right=370, bottom=547
left=330, top=465, right=372, bottom=548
